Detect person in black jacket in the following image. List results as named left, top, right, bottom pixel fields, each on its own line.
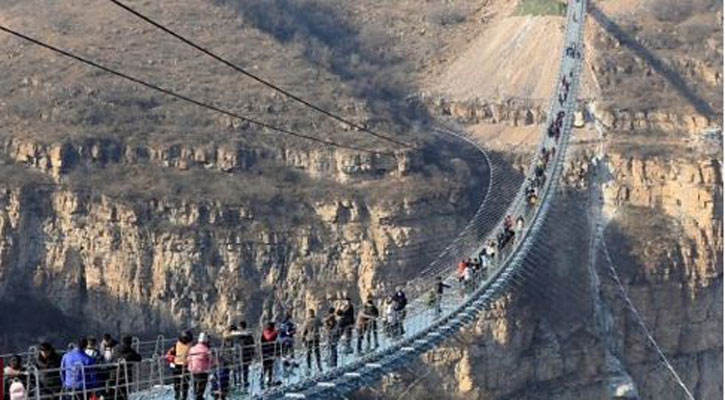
left=301, top=310, right=322, bottom=373
left=222, top=321, right=255, bottom=390
left=434, top=277, right=451, bottom=314
left=335, top=297, right=355, bottom=354
left=35, top=342, right=62, bottom=397
left=111, top=336, right=142, bottom=400
left=392, top=287, right=408, bottom=335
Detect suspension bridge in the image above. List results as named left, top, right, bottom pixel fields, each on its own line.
left=0, top=0, right=615, bottom=399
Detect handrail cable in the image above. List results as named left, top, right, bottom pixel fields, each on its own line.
left=107, top=0, right=418, bottom=150
left=0, top=25, right=393, bottom=157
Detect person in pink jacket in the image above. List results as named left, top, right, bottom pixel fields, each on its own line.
left=188, top=333, right=213, bottom=400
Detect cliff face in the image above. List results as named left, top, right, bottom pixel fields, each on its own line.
left=2, top=135, right=415, bottom=183
left=0, top=144, right=483, bottom=348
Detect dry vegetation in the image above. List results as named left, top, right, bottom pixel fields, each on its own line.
left=590, top=0, right=722, bottom=120
left=0, top=0, right=494, bottom=207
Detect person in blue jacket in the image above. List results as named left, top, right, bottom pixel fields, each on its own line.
left=60, top=337, right=96, bottom=395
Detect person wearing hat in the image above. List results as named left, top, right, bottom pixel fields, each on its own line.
left=188, top=333, right=212, bottom=400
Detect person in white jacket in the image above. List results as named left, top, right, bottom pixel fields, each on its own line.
left=384, top=296, right=398, bottom=338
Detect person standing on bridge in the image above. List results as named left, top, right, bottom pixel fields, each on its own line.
left=100, top=334, right=117, bottom=364
left=84, top=337, right=102, bottom=365
left=279, top=312, right=298, bottom=371
left=392, top=287, right=408, bottom=336
left=171, top=331, right=193, bottom=400
left=34, top=342, right=62, bottom=397
left=110, top=335, right=142, bottom=400
left=4, top=355, right=25, bottom=400
left=434, top=277, right=451, bottom=314
left=515, top=216, right=525, bottom=236
left=60, top=337, right=96, bottom=399
left=486, top=240, right=497, bottom=264
left=221, top=321, right=254, bottom=390
left=302, top=309, right=322, bottom=373
left=463, top=262, right=474, bottom=293
left=364, top=298, right=380, bottom=351
left=237, top=321, right=255, bottom=391
left=383, top=296, right=398, bottom=338
left=336, top=297, right=355, bottom=355
left=356, top=297, right=379, bottom=353
left=324, top=308, right=340, bottom=368
left=457, top=260, right=467, bottom=288
left=221, top=322, right=255, bottom=391
left=221, top=323, right=242, bottom=386
left=188, top=333, right=212, bottom=400
left=260, top=322, right=280, bottom=388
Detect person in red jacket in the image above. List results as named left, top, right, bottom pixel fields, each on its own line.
left=260, top=323, right=280, bottom=388
left=457, top=259, right=468, bottom=288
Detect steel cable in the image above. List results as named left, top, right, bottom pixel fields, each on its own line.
left=107, top=0, right=418, bottom=150
left=0, top=25, right=393, bottom=157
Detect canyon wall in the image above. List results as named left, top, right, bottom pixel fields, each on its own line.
left=0, top=133, right=487, bottom=350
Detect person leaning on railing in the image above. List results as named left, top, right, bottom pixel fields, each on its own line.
left=221, top=321, right=255, bottom=390
left=356, top=298, right=379, bottom=353
left=34, top=343, right=62, bottom=397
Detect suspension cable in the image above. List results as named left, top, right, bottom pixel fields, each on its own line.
left=107, top=0, right=418, bottom=151
left=0, top=25, right=394, bottom=157
left=600, top=223, right=696, bottom=400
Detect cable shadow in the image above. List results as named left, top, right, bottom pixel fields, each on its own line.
left=214, top=0, right=430, bottom=131
left=588, top=4, right=717, bottom=119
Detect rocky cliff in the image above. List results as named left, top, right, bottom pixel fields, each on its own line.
left=0, top=136, right=485, bottom=349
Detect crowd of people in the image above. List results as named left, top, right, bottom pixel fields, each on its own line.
left=0, top=288, right=411, bottom=400
left=2, top=335, right=142, bottom=400
left=162, top=287, right=409, bottom=396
